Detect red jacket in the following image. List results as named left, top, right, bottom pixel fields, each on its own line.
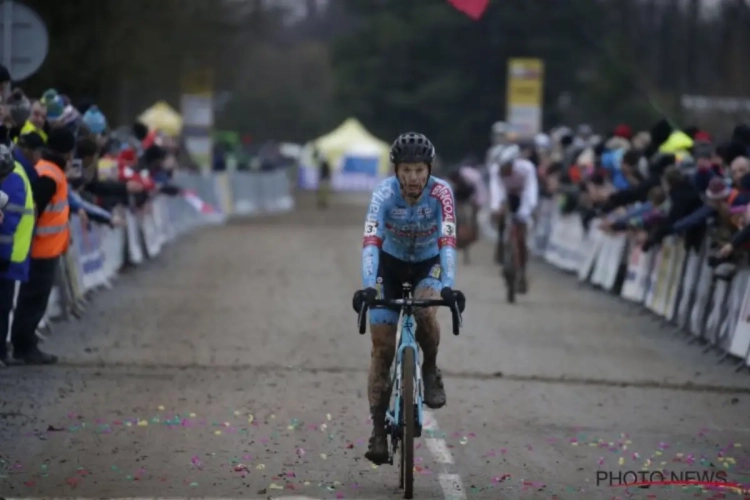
left=117, top=148, right=155, bottom=191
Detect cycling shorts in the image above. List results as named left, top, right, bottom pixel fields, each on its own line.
left=371, top=251, right=442, bottom=325
left=506, top=193, right=521, bottom=214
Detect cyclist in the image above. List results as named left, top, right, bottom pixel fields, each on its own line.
left=352, top=132, right=465, bottom=465
left=445, top=163, right=486, bottom=262
left=489, top=144, right=539, bottom=293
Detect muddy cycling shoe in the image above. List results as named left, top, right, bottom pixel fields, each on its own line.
left=365, top=431, right=390, bottom=465
left=423, top=367, right=446, bottom=409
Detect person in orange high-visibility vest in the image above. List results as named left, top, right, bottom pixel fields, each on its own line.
left=10, top=127, right=76, bottom=365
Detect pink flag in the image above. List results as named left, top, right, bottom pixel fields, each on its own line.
left=446, top=0, right=490, bottom=20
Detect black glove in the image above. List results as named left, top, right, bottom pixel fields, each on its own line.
left=440, top=287, right=466, bottom=313
left=352, top=287, right=377, bottom=313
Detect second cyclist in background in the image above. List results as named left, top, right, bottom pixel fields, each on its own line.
left=489, top=144, right=539, bottom=293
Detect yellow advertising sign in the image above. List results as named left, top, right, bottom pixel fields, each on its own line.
left=506, top=58, right=544, bottom=136
left=506, top=58, right=544, bottom=107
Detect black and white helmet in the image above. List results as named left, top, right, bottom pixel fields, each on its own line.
left=390, top=132, right=436, bottom=166
left=0, top=144, right=14, bottom=178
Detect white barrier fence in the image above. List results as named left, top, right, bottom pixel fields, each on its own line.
left=530, top=196, right=750, bottom=372
left=35, top=170, right=293, bottom=335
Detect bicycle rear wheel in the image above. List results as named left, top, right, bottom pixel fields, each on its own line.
left=400, top=347, right=415, bottom=499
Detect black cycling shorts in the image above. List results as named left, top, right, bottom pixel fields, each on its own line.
left=506, top=193, right=521, bottom=213
left=375, top=251, right=441, bottom=311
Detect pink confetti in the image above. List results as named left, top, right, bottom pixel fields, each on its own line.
left=296, top=448, right=305, bottom=457
left=191, top=455, right=203, bottom=469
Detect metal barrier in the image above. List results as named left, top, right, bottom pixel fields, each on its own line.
left=22, top=170, right=294, bottom=341
left=534, top=195, right=750, bottom=372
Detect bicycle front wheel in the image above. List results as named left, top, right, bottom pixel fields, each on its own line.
left=401, top=347, right=415, bottom=499
left=503, top=225, right=517, bottom=304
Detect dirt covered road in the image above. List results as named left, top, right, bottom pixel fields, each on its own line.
left=1, top=195, right=749, bottom=499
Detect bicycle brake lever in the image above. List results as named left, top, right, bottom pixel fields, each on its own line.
left=357, top=304, right=368, bottom=334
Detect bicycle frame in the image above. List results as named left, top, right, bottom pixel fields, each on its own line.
left=386, top=285, right=423, bottom=453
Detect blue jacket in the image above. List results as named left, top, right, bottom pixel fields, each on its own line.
left=601, top=149, right=630, bottom=190
left=0, top=169, right=33, bottom=281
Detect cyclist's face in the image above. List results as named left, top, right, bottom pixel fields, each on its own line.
left=397, top=162, right=429, bottom=197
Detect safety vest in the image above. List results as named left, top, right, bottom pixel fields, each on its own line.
left=5, top=162, right=35, bottom=263
left=14, top=120, right=48, bottom=144
left=31, top=159, right=70, bottom=259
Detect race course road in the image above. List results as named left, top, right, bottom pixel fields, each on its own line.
left=2, top=195, right=750, bottom=500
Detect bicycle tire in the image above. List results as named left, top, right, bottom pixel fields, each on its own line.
left=503, top=223, right=516, bottom=304
left=401, top=347, right=415, bottom=499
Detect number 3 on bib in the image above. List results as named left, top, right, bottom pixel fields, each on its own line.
left=364, top=221, right=378, bottom=236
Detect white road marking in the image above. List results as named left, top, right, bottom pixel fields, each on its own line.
left=423, top=411, right=454, bottom=464
left=438, top=474, right=468, bottom=500
left=423, top=410, right=467, bottom=500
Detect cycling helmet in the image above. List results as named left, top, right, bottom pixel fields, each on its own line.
left=498, top=144, right=520, bottom=165
left=0, top=144, right=14, bottom=178
left=390, top=132, right=436, bottom=165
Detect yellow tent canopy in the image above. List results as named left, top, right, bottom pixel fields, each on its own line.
left=138, top=101, right=183, bottom=137
left=302, top=118, right=391, bottom=175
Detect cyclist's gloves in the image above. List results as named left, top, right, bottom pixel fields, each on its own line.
left=440, top=287, right=466, bottom=313
left=352, top=287, right=377, bottom=313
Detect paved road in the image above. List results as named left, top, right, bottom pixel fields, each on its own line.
left=2, top=196, right=749, bottom=500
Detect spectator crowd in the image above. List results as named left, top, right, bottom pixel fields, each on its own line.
left=0, top=64, right=181, bottom=367
left=525, top=118, right=750, bottom=288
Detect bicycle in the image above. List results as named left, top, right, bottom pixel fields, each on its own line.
left=500, top=210, right=522, bottom=304
left=357, top=283, right=464, bottom=499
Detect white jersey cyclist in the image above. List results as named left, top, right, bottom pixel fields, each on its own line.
left=488, top=144, right=539, bottom=222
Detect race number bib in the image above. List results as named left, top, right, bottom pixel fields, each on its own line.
left=364, top=221, right=378, bottom=236
left=442, top=221, right=456, bottom=237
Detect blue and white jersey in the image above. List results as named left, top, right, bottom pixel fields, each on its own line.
left=361, top=176, right=457, bottom=289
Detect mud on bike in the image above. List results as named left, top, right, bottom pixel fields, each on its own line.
left=357, top=283, right=465, bottom=499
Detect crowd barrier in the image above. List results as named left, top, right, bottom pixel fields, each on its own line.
left=525, top=197, right=750, bottom=372
left=25, top=169, right=294, bottom=340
